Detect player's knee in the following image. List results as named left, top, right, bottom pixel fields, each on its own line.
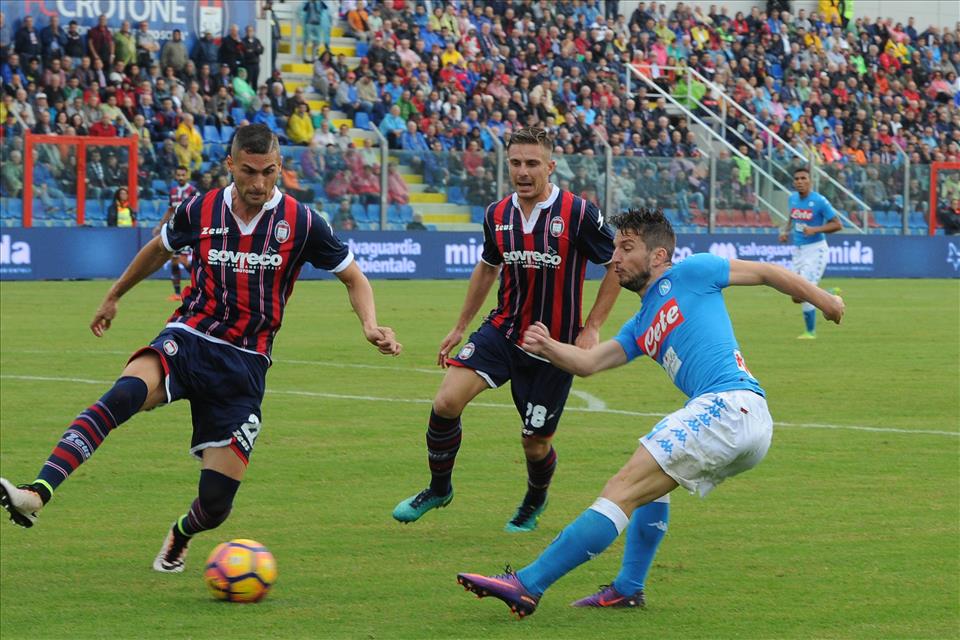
left=100, top=376, right=149, bottom=419
left=432, top=394, right=465, bottom=419
left=198, top=469, right=241, bottom=527
left=521, top=436, right=551, bottom=459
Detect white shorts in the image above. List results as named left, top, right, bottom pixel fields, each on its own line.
left=791, top=240, right=828, bottom=285
left=640, top=390, right=773, bottom=497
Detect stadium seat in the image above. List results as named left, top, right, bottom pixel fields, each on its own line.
left=387, top=205, right=403, bottom=223
left=139, top=199, right=155, bottom=221
left=4, top=198, right=23, bottom=222
left=471, top=205, right=485, bottom=223
left=202, top=125, right=220, bottom=143
left=152, top=179, right=169, bottom=194
left=367, top=203, right=382, bottom=221
left=908, top=211, right=927, bottom=231
left=448, top=185, right=465, bottom=204
left=231, top=107, right=247, bottom=125
left=220, top=126, right=236, bottom=144
left=351, top=203, right=367, bottom=222
left=398, top=205, right=413, bottom=222
left=355, top=41, right=369, bottom=58
left=884, top=212, right=902, bottom=228
left=354, top=112, right=370, bottom=130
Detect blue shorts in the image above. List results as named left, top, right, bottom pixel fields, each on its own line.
left=447, top=323, right=573, bottom=437
left=130, top=328, right=269, bottom=463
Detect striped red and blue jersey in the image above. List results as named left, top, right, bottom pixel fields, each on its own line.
left=480, top=185, right=614, bottom=345
left=160, top=185, right=353, bottom=360
left=168, top=182, right=199, bottom=210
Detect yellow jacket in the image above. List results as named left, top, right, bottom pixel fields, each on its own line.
left=287, top=112, right=315, bottom=145
left=174, top=123, right=203, bottom=156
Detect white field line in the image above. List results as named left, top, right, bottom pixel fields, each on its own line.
left=1, top=373, right=956, bottom=438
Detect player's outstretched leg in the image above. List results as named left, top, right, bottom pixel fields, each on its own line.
left=154, top=468, right=240, bottom=573
left=0, top=376, right=149, bottom=528
left=392, top=408, right=459, bottom=523
left=571, top=496, right=669, bottom=608
left=458, top=498, right=629, bottom=617
left=505, top=443, right=556, bottom=532
left=798, top=301, right=817, bottom=339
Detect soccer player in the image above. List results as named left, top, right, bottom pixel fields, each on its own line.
left=779, top=166, right=843, bottom=339
left=392, top=126, right=622, bottom=532
left=154, top=166, right=199, bottom=301
left=0, top=124, right=402, bottom=574
left=456, top=208, right=844, bottom=617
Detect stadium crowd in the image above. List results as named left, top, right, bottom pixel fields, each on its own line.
left=0, top=0, right=958, bottom=228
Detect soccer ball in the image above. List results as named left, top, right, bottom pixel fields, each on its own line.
left=203, top=539, right=277, bottom=603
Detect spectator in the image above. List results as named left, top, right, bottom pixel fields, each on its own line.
left=113, top=21, right=136, bottom=67
left=174, top=132, right=202, bottom=173
left=268, top=81, right=292, bottom=125
left=232, top=67, right=257, bottom=111
left=192, top=30, right=219, bottom=70
left=331, top=197, right=356, bottom=230
left=14, top=15, right=41, bottom=62
left=160, top=29, right=189, bottom=74
left=406, top=212, right=427, bottom=230
left=40, top=14, right=67, bottom=64
left=287, top=101, right=314, bottom=145
left=302, top=0, right=332, bottom=63
left=335, top=71, right=362, bottom=117
left=135, top=21, right=159, bottom=68
left=280, top=164, right=316, bottom=203
left=1, top=148, right=23, bottom=197
left=379, top=104, right=406, bottom=148
left=252, top=103, right=287, bottom=141
left=85, top=148, right=109, bottom=199
left=347, top=0, right=371, bottom=43
left=387, top=163, right=410, bottom=204
left=219, top=24, right=245, bottom=75
left=89, top=111, right=117, bottom=137
left=938, top=198, right=960, bottom=235
left=106, top=186, right=136, bottom=227
left=87, top=14, right=114, bottom=67
left=241, top=25, right=264, bottom=88
left=300, top=139, right=325, bottom=181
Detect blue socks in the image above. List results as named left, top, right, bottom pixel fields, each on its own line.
left=517, top=497, right=628, bottom=596
left=613, top=498, right=669, bottom=596
left=803, top=307, right=816, bottom=333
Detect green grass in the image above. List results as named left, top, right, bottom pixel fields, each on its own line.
left=1, top=278, right=958, bottom=640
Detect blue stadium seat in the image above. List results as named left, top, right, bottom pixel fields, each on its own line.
left=367, top=203, right=382, bottom=221
left=231, top=107, right=247, bottom=124
left=152, top=179, right=169, bottom=194
left=139, top=199, right=155, bottom=221
left=202, top=125, right=220, bottom=143
left=4, top=198, right=23, bottom=222
left=884, top=212, right=902, bottom=228
left=351, top=202, right=367, bottom=222
left=398, top=205, right=413, bottom=222
left=220, top=126, right=236, bottom=144
left=448, top=185, right=465, bottom=204
left=355, top=41, right=369, bottom=58
left=908, top=211, right=926, bottom=231
left=354, top=111, right=370, bottom=130
left=85, top=200, right=106, bottom=223
left=387, top=205, right=403, bottom=223
left=471, top=205, right=485, bottom=223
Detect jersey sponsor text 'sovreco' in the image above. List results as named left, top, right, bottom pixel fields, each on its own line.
left=789, top=190, right=838, bottom=246
left=480, top=185, right=614, bottom=345
left=614, top=253, right=764, bottom=399
left=160, top=185, right=353, bottom=359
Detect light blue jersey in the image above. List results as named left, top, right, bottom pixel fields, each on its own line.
left=614, top=253, right=764, bottom=399
left=788, top=190, right=838, bottom=246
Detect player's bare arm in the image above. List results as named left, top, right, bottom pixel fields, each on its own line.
left=778, top=217, right=793, bottom=243
left=727, top=259, right=845, bottom=323
left=437, top=260, right=500, bottom=367
left=335, top=261, right=402, bottom=356
left=522, top=321, right=628, bottom=377
left=576, top=264, right=621, bottom=350
left=91, top=236, right=173, bottom=337
left=802, top=217, right=843, bottom=237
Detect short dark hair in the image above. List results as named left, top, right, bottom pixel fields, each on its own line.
left=609, top=208, right=675, bottom=258
left=507, top=126, right=553, bottom=153
left=793, top=166, right=811, bottom=176
left=230, top=123, right=279, bottom=157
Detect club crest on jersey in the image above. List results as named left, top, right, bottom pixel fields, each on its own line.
left=658, top=279, right=672, bottom=296
left=457, top=342, right=475, bottom=359
left=275, top=220, right=291, bottom=243
left=549, top=216, right=565, bottom=237
left=162, top=339, right=179, bottom=356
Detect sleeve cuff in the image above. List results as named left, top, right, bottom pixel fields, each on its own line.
left=160, top=224, right=175, bottom=253
left=330, top=250, right=354, bottom=273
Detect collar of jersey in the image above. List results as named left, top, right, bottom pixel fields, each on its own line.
left=224, top=184, right=283, bottom=235
left=511, top=183, right=559, bottom=234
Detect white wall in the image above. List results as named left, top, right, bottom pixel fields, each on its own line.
left=616, top=0, right=960, bottom=29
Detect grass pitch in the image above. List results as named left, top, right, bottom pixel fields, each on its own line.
left=1, top=277, right=957, bottom=639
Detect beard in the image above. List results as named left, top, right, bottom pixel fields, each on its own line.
left=618, top=269, right=651, bottom=293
